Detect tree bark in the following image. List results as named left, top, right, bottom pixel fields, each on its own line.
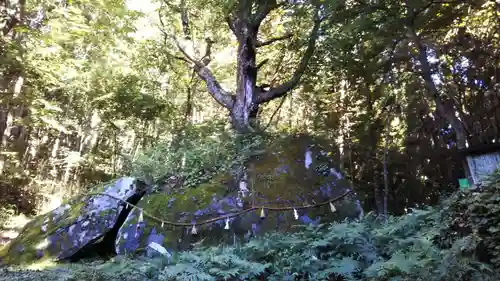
left=231, top=21, right=258, bottom=133
left=0, top=0, right=26, bottom=165
left=405, top=5, right=468, bottom=149
left=164, top=0, right=322, bottom=133
left=382, top=112, right=391, bottom=219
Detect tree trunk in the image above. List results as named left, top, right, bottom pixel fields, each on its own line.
left=0, top=107, right=8, bottom=149
left=405, top=7, right=468, bottom=149
left=230, top=25, right=258, bottom=134
left=166, top=1, right=322, bottom=134
left=374, top=184, right=383, bottom=217
left=382, top=113, right=391, bottom=219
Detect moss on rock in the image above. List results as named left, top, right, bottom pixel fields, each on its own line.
left=1, top=177, right=144, bottom=265
left=116, top=134, right=363, bottom=254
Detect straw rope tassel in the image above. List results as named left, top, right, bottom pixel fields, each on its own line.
left=78, top=190, right=352, bottom=229
left=330, top=202, right=336, bottom=213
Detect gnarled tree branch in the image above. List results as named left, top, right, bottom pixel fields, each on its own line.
left=194, top=66, right=235, bottom=108
left=256, top=7, right=322, bottom=104
left=225, top=15, right=237, bottom=35
left=158, top=8, right=234, bottom=109
left=256, top=58, right=269, bottom=70
left=174, top=36, right=234, bottom=108
left=404, top=1, right=468, bottom=148
left=253, top=0, right=282, bottom=27
left=256, top=33, right=293, bottom=47
left=201, top=37, right=214, bottom=65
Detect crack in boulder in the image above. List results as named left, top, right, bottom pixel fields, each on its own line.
left=0, top=177, right=149, bottom=265
left=66, top=187, right=148, bottom=261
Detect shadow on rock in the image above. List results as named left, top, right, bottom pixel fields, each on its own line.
left=115, top=134, right=364, bottom=256
left=0, top=177, right=148, bottom=265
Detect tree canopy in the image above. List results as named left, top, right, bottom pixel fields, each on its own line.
left=0, top=0, right=499, bottom=218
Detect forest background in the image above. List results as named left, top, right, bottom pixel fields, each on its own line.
left=1, top=0, right=499, bottom=220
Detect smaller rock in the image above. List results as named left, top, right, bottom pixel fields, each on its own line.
left=0, top=177, right=146, bottom=265
left=147, top=241, right=171, bottom=258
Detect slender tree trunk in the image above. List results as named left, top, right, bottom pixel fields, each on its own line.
left=382, top=113, right=391, bottom=219
left=184, top=85, right=193, bottom=124
left=406, top=27, right=473, bottom=181
left=0, top=107, right=8, bottom=149
left=405, top=7, right=468, bottom=150
left=1, top=0, right=25, bottom=148
left=374, top=183, right=383, bottom=217
left=183, top=69, right=197, bottom=125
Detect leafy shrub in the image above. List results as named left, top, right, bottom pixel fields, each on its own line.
left=126, top=122, right=266, bottom=188
left=146, top=206, right=498, bottom=281
left=159, top=248, right=270, bottom=281
left=0, top=204, right=15, bottom=231
left=3, top=171, right=500, bottom=281
left=437, top=168, right=500, bottom=268
left=2, top=209, right=498, bottom=281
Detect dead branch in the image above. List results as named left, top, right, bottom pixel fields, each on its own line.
left=256, top=7, right=322, bottom=104
left=256, top=33, right=293, bottom=47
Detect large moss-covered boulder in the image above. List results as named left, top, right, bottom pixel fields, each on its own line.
left=116, top=135, right=363, bottom=255
left=0, top=177, right=147, bottom=265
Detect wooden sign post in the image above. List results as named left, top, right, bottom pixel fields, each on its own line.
left=458, top=143, right=500, bottom=189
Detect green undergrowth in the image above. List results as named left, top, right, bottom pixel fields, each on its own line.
left=126, top=122, right=267, bottom=187
left=0, top=205, right=15, bottom=228
left=2, top=171, right=500, bottom=281
left=436, top=169, right=500, bottom=268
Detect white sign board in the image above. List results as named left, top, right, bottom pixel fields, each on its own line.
left=466, top=152, right=500, bottom=185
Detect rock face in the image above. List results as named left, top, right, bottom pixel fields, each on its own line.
left=0, top=177, right=147, bottom=265
left=1, top=135, right=364, bottom=264
left=115, top=134, right=363, bottom=255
